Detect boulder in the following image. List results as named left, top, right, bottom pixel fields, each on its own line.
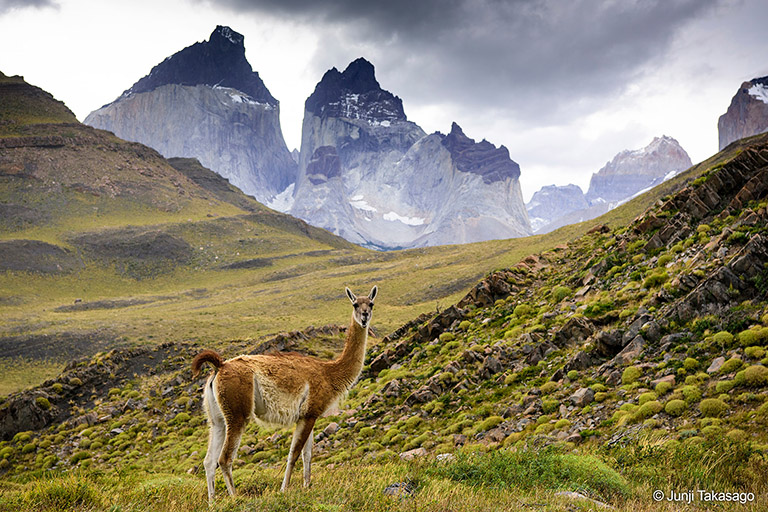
left=570, top=388, right=595, bottom=407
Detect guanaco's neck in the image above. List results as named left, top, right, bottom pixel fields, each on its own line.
left=327, top=316, right=368, bottom=390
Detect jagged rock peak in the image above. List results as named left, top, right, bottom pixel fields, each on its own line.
left=441, top=122, right=521, bottom=184
left=305, top=57, right=406, bottom=122
left=718, top=74, right=768, bottom=151
left=117, top=25, right=276, bottom=105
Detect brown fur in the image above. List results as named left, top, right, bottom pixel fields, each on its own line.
left=193, top=285, right=377, bottom=501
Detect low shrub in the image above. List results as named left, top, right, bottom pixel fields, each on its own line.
left=745, top=346, right=766, bottom=359
left=439, top=332, right=455, bottom=342
left=719, top=357, right=743, bottom=374
left=552, top=286, right=572, bottom=302
left=638, top=392, right=658, bottom=405
left=655, top=381, right=673, bottom=395
left=713, top=331, right=734, bottom=348
left=681, top=385, right=701, bottom=404
left=665, top=399, right=687, bottom=417
left=622, top=366, right=642, bottom=385
left=742, top=365, right=768, bottom=387
left=700, top=398, right=728, bottom=418
left=683, top=358, right=699, bottom=371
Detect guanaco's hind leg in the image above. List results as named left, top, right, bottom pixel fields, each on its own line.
left=203, top=378, right=226, bottom=502
left=218, top=416, right=246, bottom=497
left=281, top=417, right=316, bottom=492
left=301, top=425, right=314, bottom=487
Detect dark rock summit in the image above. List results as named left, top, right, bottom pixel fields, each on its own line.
left=718, top=75, right=768, bottom=150
left=85, top=26, right=296, bottom=204
left=441, top=122, right=521, bottom=184
left=305, top=57, right=406, bottom=121
left=118, top=25, right=276, bottom=105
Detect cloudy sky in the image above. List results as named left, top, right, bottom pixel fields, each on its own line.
left=0, top=0, right=766, bottom=200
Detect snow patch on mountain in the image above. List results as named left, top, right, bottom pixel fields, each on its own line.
left=383, top=211, right=426, bottom=226
left=748, top=83, right=768, bottom=104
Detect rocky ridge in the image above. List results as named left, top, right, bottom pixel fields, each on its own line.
left=291, top=59, right=531, bottom=249
left=719, top=75, right=768, bottom=151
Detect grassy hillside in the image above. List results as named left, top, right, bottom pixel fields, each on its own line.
left=2, top=76, right=768, bottom=511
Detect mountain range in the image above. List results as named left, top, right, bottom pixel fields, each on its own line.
left=85, top=27, right=531, bottom=250
left=527, top=136, right=692, bottom=234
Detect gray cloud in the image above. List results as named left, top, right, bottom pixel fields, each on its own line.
left=204, top=0, right=721, bottom=126
left=0, top=0, right=58, bottom=15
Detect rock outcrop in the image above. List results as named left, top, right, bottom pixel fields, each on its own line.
left=84, top=26, right=297, bottom=205
left=290, top=58, right=531, bottom=249
left=718, top=75, right=768, bottom=151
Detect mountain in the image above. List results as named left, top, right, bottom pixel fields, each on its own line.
left=526, top=184, right=589, bottom=233
left=528, top=136, right=691, bottom=234
left=290, top=58, right=531, bottom=249
left=719, top=75, right=768, bottom=150
left=585, top=135, right=692, bottom=204
left=84, top=26, right=297, bottom=205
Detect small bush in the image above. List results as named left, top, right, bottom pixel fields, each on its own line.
left=552, top=286, right=572, bottom=302
left=170, top=412, right=191, bottom=425
left=742, top=365, right=768, bottom=386
left=738, top=329, right=759, bottom=347
left=638, top=392, right=658, bottom=405
left=665, top=399, right=687, bottom=417
left=719, top=357, right=743, bottom=374
left=657, top=254, right=673, bottom=267
left=636, top=401, right=663, bottom=419
left=51, top=383, right=63, bottom=394
left=622, top=366, right=642, bottom=385
left=476, top=416, right=503, bottom=432
left=542, top=400, right=559, bottom=414
left=68, top=378, right=82, bottom=387
left=540, top=381, right=558, bottom=394
left=713, top=331, right=734, bottom=348
left=643, top=271, right=669, bottom=288
left=514, top=304, right=532, bottom=317
left=567, top=370, right=579, bottom=381
left=439, top=332, right=455, bottom=342
left=594, top=392, right=609, bottom=402
left=22, top=443, right=37, bottom=454
left=554, top=419, right=571, bottom=429
left=683, top=358, right=699, bottom=371
left=715, top=380, right=736, bottom=393
left=681, top=385, right=702, bottom=404
left=458, top=320, right=471, bottom=331
left=700, top=398, right=728, bottom=418
left=655, top=381, right=673, bottom=395
left=35, top=397, right=51, bottom=410
left=745, top=346, right=766, bottom=359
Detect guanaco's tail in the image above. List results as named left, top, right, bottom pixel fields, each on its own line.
left=192, top=350, right=224, bottom=379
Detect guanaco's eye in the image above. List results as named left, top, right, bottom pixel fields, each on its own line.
left=370, top=303, right=374, bottom=308
left=353, top=303, right=359, bottom=308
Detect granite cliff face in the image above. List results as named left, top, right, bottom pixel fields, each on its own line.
left=84, top=26, right=297, bottom=205
left=585, top=136, right=691, bottom=204
left=528, top=136, right=691, bottom=234
left=290, top=59, right=531, bottom=249
left=718, top=75, right=768, bottom=151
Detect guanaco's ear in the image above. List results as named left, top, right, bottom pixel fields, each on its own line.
left=345, top=287, right=357, bottom=303
left=369, top=285, right=378, bottom=301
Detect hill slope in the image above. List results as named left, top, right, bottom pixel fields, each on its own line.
left=1, top=116, right=767, bottom=511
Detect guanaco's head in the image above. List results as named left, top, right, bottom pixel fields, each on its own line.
left=346, top=285, right=377, bottom=329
